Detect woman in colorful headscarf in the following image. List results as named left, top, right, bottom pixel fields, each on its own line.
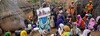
left=83, top=14, right=89, bottom=29
left=76, top=15, right=85, bottom=31
left=61, top=25, right=70, bottom=36
left=88, top=18, right=96, bottom=30
left=56, top=14, right=64, bottom=29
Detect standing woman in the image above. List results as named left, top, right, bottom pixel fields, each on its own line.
left=56, top=12, right=64, bottom=29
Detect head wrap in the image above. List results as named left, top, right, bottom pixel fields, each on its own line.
left=64, top=25, right=70, bottom=32
left=20, top=30, right=27, bottom=36
left=59, top=23, right=64, bottom=28
left=88, top=18, right=95, bottom=29
left=4, top=32, right=11, bottom=36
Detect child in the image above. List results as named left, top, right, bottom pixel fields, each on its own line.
left=58, top=23, right=64, bottom=35
left=61, top=25, right=70, bottom=36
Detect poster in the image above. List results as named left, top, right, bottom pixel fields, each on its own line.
left=36, top=7, right=50, bottom=18
left=36, top=7, right=51, bottom=34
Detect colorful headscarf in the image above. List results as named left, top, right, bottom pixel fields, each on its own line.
left=61, top=25, right=70, bottom=36
left=88, top=18, right=95, bottom=29
left=20, top=30, right=27, bottom=36
left=76, top=15, right=82, bottom=26
left=64, top=25, right=70, bottom=32
left=76, top=15, right=85, bottom=29
left=58, top=23, right=64, bottom=35
left=88, top=14, right=92, bottom=17
left=4, top=32, right=11, bottom=36
left=59, top=23, right=64, bottom=29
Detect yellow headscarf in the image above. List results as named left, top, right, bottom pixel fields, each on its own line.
left=64, top=25, right=70, bottom=32
left=20, top=30, right=28, bottom=36
left=61, top=25, right=70, bottom=36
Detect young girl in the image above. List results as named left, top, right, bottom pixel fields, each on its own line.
left=58, top=23, right=64, bottom=35
left=61, top=25, right=70, bottom=36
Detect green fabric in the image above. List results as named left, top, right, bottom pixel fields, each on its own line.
left=4, top=32, right=11, bottom=36
left=65, top=32, right=70, bottom=36
left=88, top=14, right=92, bottom=17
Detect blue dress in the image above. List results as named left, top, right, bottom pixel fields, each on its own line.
left=56, top=18, right=64, bottom=29
left=55, top=14, right=64, bottom=29
left=38, top=17, right=50, bottom=34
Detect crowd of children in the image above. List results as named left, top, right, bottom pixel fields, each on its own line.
left=3, top=0, right=100, bottom=36
left=50, top=0, right=100, bottom=36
